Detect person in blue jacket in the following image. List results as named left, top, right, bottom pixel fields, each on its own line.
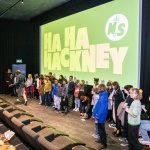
left=93, top=84, right=108, bottom=149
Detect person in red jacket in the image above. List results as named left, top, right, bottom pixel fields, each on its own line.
left=73, top=80, right=80, bottom=112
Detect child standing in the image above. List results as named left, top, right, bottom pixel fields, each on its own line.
left=44, top=76, right=51, bottom=106
left=73, top=80, right=80, bottom=112
left=56, top=82, right=63, bottom=111
left=26, top=74, right=33, bottom=98
left=52, top=79, right=58, bottom=109
left=112, top=81, right=125, bottom=136
left=61, top=79, right=68, bottom=113
left=93, top=84, right=108, bottom=149
left=91, top=78, right=100, bottom=139
left=38, top=75, right=44, bottom=105
left=125, top=88, right=142, bottom=150
left=120, top=85, right=133, bottom=146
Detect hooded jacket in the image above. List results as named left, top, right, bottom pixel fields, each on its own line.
left=93, top=91, right=108, bottom=123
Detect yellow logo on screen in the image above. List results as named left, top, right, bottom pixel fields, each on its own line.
left=43, top=26, right=128, bottom=74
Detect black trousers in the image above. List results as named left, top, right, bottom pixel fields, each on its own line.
left=115, top=108, right=122, bottom=134
left=123, top=112, right=128, bottom=139
left=98, top=123, right=107, bottom=146
left=107, top=110, right=113, bottom=121
left=128, top=124, right=142, bottom=150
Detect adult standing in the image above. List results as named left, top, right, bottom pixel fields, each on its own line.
left=15, top=70, right=27, bottom=105
left=67, top=76, right=75, bottom=110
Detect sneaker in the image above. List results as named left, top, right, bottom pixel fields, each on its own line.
left=82, top=114, right=88, bottom=119
left=80, top=113, right=84, bottom=116
left=92, top=133, right=100, bottom=139
left=75, top=108, right=79, bottom=112
left=119, top=137, right=126, bottom=142
left=120, top=141, right=128, bottom=147
left=139, top=140, right=150, bottom=146
left=81, top=118, right=86, bottom=121
left=109, top=123, right=116, bottom=129
left=73, top=108, right=77, bottom=111
left=16, top=99, right=20, bottom=102
left=139, top=138, right=144, bottom=142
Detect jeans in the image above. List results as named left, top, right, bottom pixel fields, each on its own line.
left=98, top=123, right=107, bottom=146
left=81, top=102, right=86, bottom=113
left=45, top=92, right=51, bottom=106
left=74, top=97, right=80, bottom=108
left=95, top=122, right=100, bottom=136
left=28, top=86, right=32, bottom=98
left=140, top=120, right=150, bottom=142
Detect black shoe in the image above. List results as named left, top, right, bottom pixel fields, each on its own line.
left=100, top=144, right=107, bottom=149
left=24, top=101, right=27, bottom=106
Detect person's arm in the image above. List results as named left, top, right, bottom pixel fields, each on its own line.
left=125, top=102, right=139, bottom=117
left=125, top=107, right=134, bottom=116
left=141, top=105, right=147, bottom=112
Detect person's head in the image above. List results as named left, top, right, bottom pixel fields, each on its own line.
left=94, top=78, right=99, bottom=85
left=112, top=81, right=120, bottom=90
left=28, top=74, right=32, bottom=79
left=34, top=73, right=38, bottom=78
left=106, top=81, right=112, bottom=89
left=124, top=85, right=133, bottom=95
left=80, top=80, right=85, bottom=85
left=98, top=84, right=106, bottom=93
left=39, top=74, right=43, bottom=79
left=59, top=75, right=64, bottom=80
left=48, top=72, right=52, bottom=76
left=10, top=73, right=13, bottom=79
left=130, top=88, right=143, bottom=100
left=54, top=79, right=58, bottom=84
left=7, top=69, right=12, bottom=73
left=76, top=80, right=80, bottom=86
left=62, top=79, right=67, bottom=85
left=45, top=76, right=50, bottom=81
left=16, top=70, right=21, bottom=75
left=69, top=76, right=73, bottom=81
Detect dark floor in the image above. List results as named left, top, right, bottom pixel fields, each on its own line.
left=0, top=94, right=148, bottom=150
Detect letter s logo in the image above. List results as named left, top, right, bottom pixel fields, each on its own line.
left=105, top=14, right=128, bottom=41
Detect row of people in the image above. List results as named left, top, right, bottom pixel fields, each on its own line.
left=5, top=70, right=150, bottom=150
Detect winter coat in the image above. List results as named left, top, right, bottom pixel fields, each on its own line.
left=93, top=91, right=108, bottom=123
left=52, top=84, right=58, bottom=97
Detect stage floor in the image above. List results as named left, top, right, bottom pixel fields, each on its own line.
left=0, top=94, right=129, bottom=150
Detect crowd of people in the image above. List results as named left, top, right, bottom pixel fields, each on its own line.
left=4, top=69, right=150, bottom=150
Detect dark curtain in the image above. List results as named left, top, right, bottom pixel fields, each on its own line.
left=140, top=0, right=150, bottom=102
left=0, top=19, right=39, bottom=93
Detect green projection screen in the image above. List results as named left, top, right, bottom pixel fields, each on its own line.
left=41, top=0, right=141, bottom=87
